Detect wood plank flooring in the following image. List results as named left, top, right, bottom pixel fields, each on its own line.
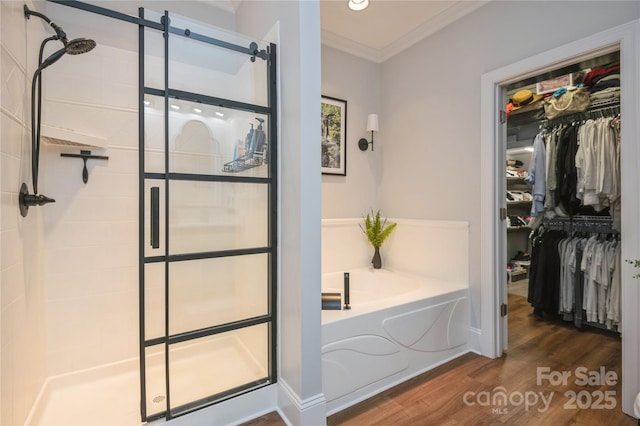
left=243, top=291, right=635, bottom=425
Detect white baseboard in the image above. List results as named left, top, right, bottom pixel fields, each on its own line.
left=277, top=379, right=327, bottom=426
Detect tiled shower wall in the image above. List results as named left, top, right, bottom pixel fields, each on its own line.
left=1, top=1, right=47, bottom=424
left=41, top=40, right=140, bottom=376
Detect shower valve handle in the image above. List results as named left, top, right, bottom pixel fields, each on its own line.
left=18, top=182, right=55, bottom=217
left=21, top=192, right=55, bottom=207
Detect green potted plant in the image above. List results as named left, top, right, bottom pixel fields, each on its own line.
left=626, top=259, right=640, bottom=279
left=360, top=210, right=397, bottom=269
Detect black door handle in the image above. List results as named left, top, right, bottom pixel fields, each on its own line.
left=150, top=187, right=160, bottom=249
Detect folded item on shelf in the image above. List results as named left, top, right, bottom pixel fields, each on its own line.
left=584, top=65, right=620, bottom=87
left=512, top=250, right=531, bottom=261
left=507, top=191, right=525, bottom=201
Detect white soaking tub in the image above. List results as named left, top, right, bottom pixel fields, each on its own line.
left=321, top=219, right=470, bottom=415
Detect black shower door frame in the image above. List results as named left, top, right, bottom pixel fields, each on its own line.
left=47, top=1, right=278, bottom=422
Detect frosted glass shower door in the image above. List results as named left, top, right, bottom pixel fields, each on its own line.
left=139, top=9, right=277, bottom=422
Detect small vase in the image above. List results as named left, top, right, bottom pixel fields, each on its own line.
left=372, top=246, right=382, bottom=269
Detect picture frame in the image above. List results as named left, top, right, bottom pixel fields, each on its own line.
left=321, top=96, right=347, bottom=175
left=536, top=74, right=573, bottom=95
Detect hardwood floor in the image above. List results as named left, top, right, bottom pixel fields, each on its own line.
left=244, top=291, right=635, bottom=425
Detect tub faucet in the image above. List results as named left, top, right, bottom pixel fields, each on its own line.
left=343, top=272, right=350, bottom=310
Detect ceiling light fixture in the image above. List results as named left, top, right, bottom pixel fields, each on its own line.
left=143, top=100, right=150, bottom=106
left=215, top=111, right=225, bottom=117
left=193, top=107, right=202, bottom=113
left=348, top=0, right=369, bottom=11
left=170, top=104, right=180, bottom=110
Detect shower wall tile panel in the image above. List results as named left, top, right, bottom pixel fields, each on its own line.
left=0, top=101, right=24, bottom=160
left=0, top=45, right=26, bottom=121
left=1, top=1, right=48, bottom=424
left=40, top=40, right=140, bottom=376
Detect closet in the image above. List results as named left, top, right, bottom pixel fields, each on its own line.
left=505, top=50, right=621, bottom=333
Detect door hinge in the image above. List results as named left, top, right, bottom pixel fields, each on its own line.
left=501, top=303, right=508, bottom=317
left=499, top=110, right=507, bottom=124
left=499, top=207, right=507, bottom=221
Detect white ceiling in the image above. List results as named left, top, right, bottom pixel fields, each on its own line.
left=202, top=0, right=489, bottom=63
left=320, top=0, right=488, bottom=63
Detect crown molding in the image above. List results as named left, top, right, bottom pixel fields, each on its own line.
left=229, top=0, right=243, bottom=13
left=322, top=1, right=490, bottom=64
left=321, top=29, right=384, bottom=63
left=380, top=1, right=489, bottom=61
left=194, top=0, right=237, bottom=14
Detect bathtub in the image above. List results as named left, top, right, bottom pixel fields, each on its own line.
left=321, top=219, right=470, bottom=415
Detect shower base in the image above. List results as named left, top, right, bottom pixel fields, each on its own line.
left=26, top=335, right=267, bottom=425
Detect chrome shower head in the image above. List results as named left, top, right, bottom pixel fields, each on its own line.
left=64, top=38, right=96, bottom=55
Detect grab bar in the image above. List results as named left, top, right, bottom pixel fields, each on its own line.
left=150, top=187, right=159, bottom=249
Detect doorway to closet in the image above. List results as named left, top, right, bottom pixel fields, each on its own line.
left=480, top=20, right=640, bottom=416
left=503, top=49, right=621, bottom=337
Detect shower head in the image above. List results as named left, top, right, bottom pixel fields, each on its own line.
left=38, top=38, right=96, bottom=72
left=64, top=38, right=96, bottom=55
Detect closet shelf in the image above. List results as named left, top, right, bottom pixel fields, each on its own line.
left=507, top=226, right=531, bottom=232
left=506, top=200, right=532, bottom=206
left=506, top=176, right=529, bottom=183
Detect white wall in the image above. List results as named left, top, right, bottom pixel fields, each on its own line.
left=0, top=1, right=48, bottom=424
left=321, top=46, right=381, bottom=218
left=235, top=2, right=326, bottom=425
left=379, top=0, right=640, bottom=331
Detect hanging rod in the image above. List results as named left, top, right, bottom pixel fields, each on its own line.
left=545, top=215, right=617, bottom=234
left=547, top=215, right=613, bottom=222
left=541, top=100, right=620, bottom=128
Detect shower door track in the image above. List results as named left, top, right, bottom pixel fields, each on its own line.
left=46, top=1, right=278, bottom=423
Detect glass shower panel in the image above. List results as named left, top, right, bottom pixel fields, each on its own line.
left=144, top=94, right=166, bottom=175
left=144, top=25, right=165, bottom=92
left=140, top=8, right=276, bottom=421
left=168, top=323, right=270, bottom=414
left=168, top=253, right=269, bottom=335
left=168, top=102, right=269, bottom=178
left=144, top=344, right=167, bottom=417
left=168, top=180, right=268, bottom=255
left=167, top=16, right=268, bottom=108
left=144, top=262, right=165, bottom=341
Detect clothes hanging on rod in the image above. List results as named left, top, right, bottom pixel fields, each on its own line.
left=525, top=109, right=621, bottom=230
left=528, top=217, right=621, bottom=332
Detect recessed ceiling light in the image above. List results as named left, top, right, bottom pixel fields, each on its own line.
left=170, top=104, right=180, bottom=110
left=143, top=100, right=150, bottom=106
left=348, top=0, right=369, bottom=11
left=215, top=111, right=225, bottom=117
left=193, top=107, right=202, bottom=113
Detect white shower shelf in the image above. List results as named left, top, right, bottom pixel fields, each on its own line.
left=41, top=124, right=108, bottom=149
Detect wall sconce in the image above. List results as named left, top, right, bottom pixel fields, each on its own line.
left=358, top=114, right=379, bottom=151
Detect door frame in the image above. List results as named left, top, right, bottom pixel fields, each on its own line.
left=480, top=20, right=640, bottom=416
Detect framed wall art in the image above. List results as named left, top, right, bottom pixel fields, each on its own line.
left=321, top=96, right=347, bottom=175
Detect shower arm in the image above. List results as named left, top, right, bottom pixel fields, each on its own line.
left=24, top=5, right=68, bottom=43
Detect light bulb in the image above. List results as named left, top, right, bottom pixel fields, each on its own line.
left=348, top=0, right=369, bottom=11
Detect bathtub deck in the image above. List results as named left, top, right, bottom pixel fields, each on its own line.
left=321, top=273, right=467, bottom=325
